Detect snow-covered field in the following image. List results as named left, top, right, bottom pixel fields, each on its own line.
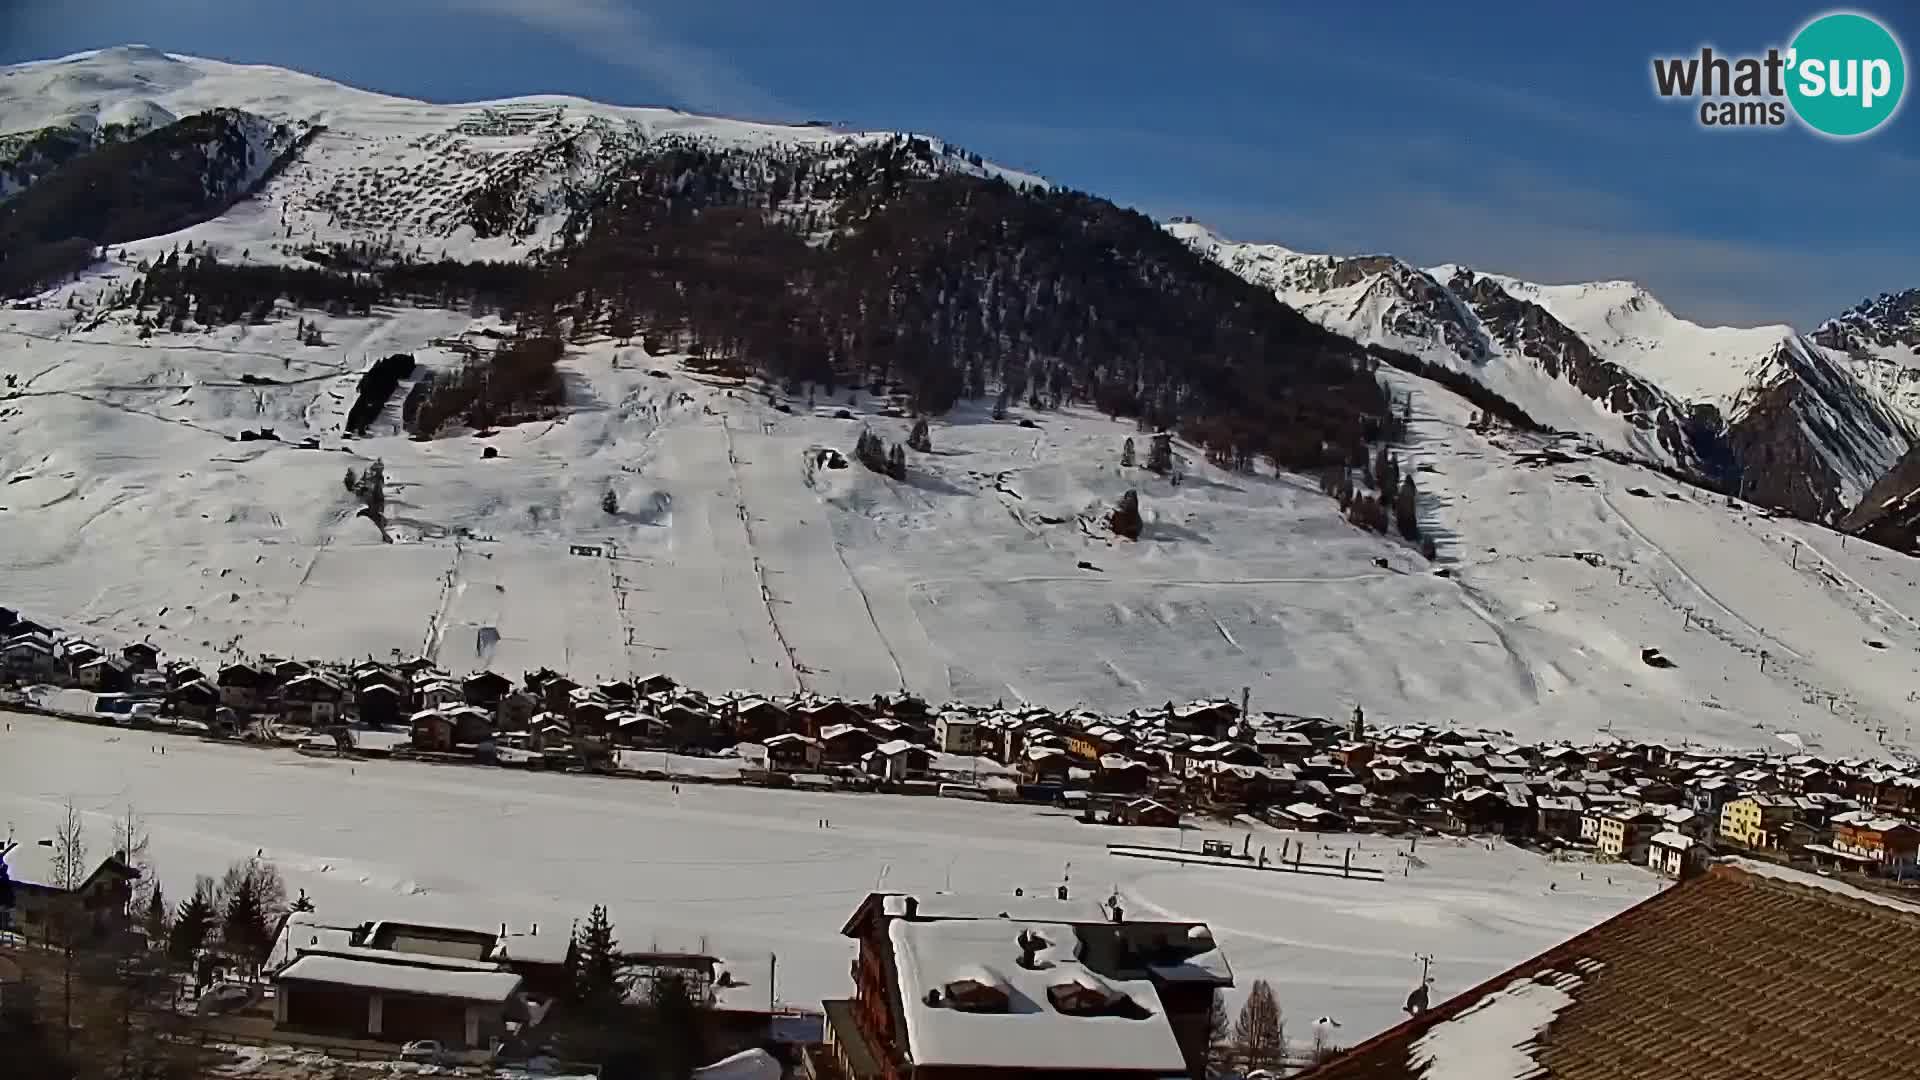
left=0, top=711, right=1662, bottom=1043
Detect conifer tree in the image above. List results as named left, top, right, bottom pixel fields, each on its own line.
left=572, top=904, right=624, bottom=1015
left=168, top=881, right=214, bottom=963
left=143, top=882, right=170, bottom=943
left=1206, top=990, right=1232, bottom=1075
left=1395, top=475, right=1419, bottom=539
left=221, top=868, right=266, bottom=972
left=1110, top=489, right=1143, bottom=540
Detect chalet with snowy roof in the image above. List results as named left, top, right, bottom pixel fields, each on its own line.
left=634, top=672, right=677, bottom=697
left=534, top=673, right=579, bottom=714
left=732, top=697, right=790, bottom=742
left=870, top=740, right=933, bottom=783
left=1117, top=798, right=1181, bottom=828
left=462, top=669, right=513, bottom=706
left=411, top=708, right=454, bottom=752
left=1021, top=746, right=1071, bottom=785
left=1717, top=793, right=1802, bottom=851
left=825, top=891, right=1231, bottom=1080
left=659, top=702, right=717, bottom=747
left=443, top=704, right=494, bottom=745
left=1813, top=812, right=1920, bottom=877
left=1447, top=761, right=1490, bottom=792
left=1595, top=809, right=1664, bottom=863
left=765, top=732, right=823, bottom=771
left=824, top=724, right=882, bottom=765
left=1299, top=860, right=1920, bottom=1080
left=216, top=661, right=268, bottom=711
left=273, top=940, right=525, bottom=1049
left=2, top=634, right=59, bottom=681
left=1647, top=831, right=1703, bottom=879
left=116, top=640, right=159, bottom=671
left=280, top=671, right=347, bottom=726
left=165, top=678, right=219, bottom=722
left=1275, top=801, right=1346, bottom=830
left=1533, top=794, right=1585, bottom=840
left=567, top=688, right=612, bottom=734
left=1686, top=776, right=1736, bottom=815
left=1653, top=805, right=1709, bottom=841
left=0, top=838, right=139, bottom=944
left=4, top=615, right=50, bottom=639
left=1093, top=755, right=1153, bottom=796
left=358, top=681, right=405, bottom=726
left=75, top=654, right=131, bottom=692
left=935, top=712, right=984, bottom=755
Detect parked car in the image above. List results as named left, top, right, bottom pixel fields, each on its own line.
left=400, top=1040, right=450, bottom=1064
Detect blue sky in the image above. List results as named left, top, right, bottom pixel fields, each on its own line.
left=5, top=1, right=1916, bottom=326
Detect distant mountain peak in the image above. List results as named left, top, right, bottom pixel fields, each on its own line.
left=1175, top=220, right=1915, bottom=523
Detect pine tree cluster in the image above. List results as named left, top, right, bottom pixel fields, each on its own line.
left=855, top=430, right=908, bottom=480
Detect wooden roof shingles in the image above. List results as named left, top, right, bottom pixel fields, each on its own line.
left=1301, top=859, right=1920, bottom=1079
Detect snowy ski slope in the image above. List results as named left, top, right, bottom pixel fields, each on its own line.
left=6, top=278, right=1920, bottom=757
left=0, top=712, right=1665, bottom=1044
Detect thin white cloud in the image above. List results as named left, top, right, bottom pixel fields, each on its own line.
left=445, top=0, right=784, bottom=118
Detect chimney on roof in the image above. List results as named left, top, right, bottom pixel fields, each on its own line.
left=903, top=896, right=919, bottom=919
left=1110, top=900, right=1125, bottom=924
left=1016, top=928, right=1045, bottom=970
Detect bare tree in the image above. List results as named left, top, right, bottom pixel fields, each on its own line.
left=1234, top=979, right=1285, bottom=1072
left=113, top=804, right=154, bottom=916
left=52, top=799, right=88, bottom=1051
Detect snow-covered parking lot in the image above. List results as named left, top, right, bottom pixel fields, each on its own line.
left=1, top=712, right=1661, bottom=1042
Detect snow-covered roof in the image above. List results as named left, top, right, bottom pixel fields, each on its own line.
left=277, top=953, right=522, bottom=1002
left=692, top=1049, right=783, bottom=1080
left=269, top=912, right=360, bottom=969
left=0, top=838, right=127, bottom=890
left=1723, top=857, right=1920, bottom=917
left=1405, top=970, right=1583, bottom=1080
left=1650, top=831, right=1696, bottom=851
left=889, top=919, right=1188, bottom=1071
left=871, top=891, right=1110, bottom=924
left=492, top=932, right=572, bottom=966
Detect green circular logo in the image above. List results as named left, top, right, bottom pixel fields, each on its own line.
left=1787, top=12, right=1906, bottom=137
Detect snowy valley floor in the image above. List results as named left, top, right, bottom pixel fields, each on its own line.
left=2, top=711, right=1663, bottom=1044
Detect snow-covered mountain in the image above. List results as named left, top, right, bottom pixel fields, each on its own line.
left=1168, top=222, right=1918, bottom=522
left=0, top=46, right=1041, bottom=258
left=6, top=47, right=1920, bottom=761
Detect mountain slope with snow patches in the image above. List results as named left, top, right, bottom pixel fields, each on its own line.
left=1171, top=222, right=1917, bottom=523
left=2, top=49, right=1920, bottom=758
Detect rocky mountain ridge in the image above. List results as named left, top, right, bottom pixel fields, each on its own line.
left=1168, top=221, right=1918, bottom=525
